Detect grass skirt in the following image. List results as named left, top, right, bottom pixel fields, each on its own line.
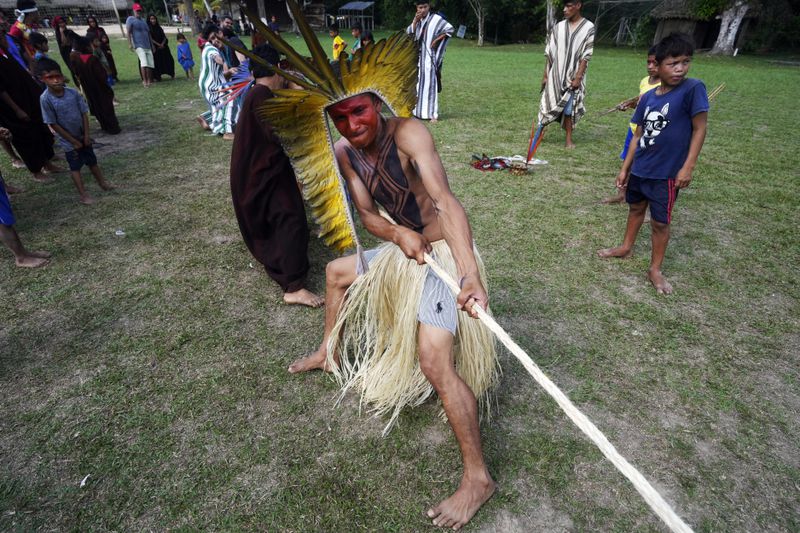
left=327, top=240, right=499, bottom=434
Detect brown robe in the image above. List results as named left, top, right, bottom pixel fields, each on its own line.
left=0, top=50, right=54, bottom=173
left=71, top=54, right=120, bottom=134
left=230, top=84, right=310, bottom=293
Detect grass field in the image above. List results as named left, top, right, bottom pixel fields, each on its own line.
left=0, top=32, right=798, bottom=532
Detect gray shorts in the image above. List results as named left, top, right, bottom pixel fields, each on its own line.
left=364, top=248, right=457, bottom=335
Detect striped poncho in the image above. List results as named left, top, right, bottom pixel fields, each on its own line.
left=407, top=12, right=453, bottom=121
left=538, top=18, right=595, bottom=127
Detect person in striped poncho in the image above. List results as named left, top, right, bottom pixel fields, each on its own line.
left=539, top=0, right=594, bottom=148
left=407, top=2, right=453, bottom=122
left=197, top=24, right=238, bottom=140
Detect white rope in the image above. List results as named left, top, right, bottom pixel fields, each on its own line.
left=423, top=252, right=694, bottom=533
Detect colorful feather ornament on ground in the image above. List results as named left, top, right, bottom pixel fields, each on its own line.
left=234, top=0, right=417, bottom=257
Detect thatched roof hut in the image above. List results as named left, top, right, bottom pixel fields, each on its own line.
left=651, top=0, right=759, bottom=49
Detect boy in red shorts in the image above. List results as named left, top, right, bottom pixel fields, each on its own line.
left=597, top=33, right=708, bottom=294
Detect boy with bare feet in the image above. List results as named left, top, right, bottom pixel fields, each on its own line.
left=37, top=58, right=115, bottom=205
left=229, top=45, right=323, bottom=308
left=0, top=167, right=49, bottom=267
left=598, top=33, right=708, bottom=295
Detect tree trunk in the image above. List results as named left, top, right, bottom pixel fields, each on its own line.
left=183, top=0, right=193, bottom=31
left=710, top=0, right=750, bottom=55
left=546, top=0, right=557, bottom=35
left=467, top=0, right=485, bottom=47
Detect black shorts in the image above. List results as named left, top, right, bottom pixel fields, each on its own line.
left=65, top=146, right=98, bottom=172
left=625, top=174, right=678, bottom=224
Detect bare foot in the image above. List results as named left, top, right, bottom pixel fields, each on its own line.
left=430, top=118, right=439, bottom=123
left=43, top=162, right=67, bottom=174
left=100, top=182, right=117, bottom=191
left=79, top=195, right=95, bottom=205
left=28, top=250, right=51, bottom=259
left=288, top=350, right=334, bottom=374
left=427, top=475, right=496, bottom=530
left=648, top=269, right=673, bottom=295
left=565, top=142, right=576, bottom=149
left=11, top=159, right=25, bottom=169
left=5, top=183, right=23, bottom=194
left=196, top=115, right=210, bottom=130
left=222, top=132, right=235, bottom=141
left=15, top=254, right=49, bottom=268
left=601, top=192, right=625, bottom=204
left=597, top=246, right=632, bottom=259
left=32, top=173, right=54, bottom=184
left=283, top=288, right=324, bottom=308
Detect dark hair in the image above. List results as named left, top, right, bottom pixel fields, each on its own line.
left=329, top=23, right=338, bottom=32
left=34, top=57, right=61, bottom=76
left=73, top=36, right=92, bottom=54
left=87, top=15, right=97, bottom=25
left=654, top=32, right=694, bottom=62
left=352, top=22, right=362, bottom=31
left=250, top=43, right=279, bottom=78
left=201, top=23, right=219, bottom=39
left=222, top=27, right=235, bottom=38
left=29, top=31, right=47, bottom=48
left=360, top=31, right=374, bottom=47
left=177, top=32, right=186, bottom=40
left=647, top=45, right=656, bottom=56
left=222, top=15, right=233, bottom=22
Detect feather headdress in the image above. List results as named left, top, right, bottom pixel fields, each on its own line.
left=239, top=0, right=418, bottom=257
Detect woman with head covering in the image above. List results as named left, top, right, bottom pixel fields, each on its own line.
left=86, top=15, right=118, bottom=81
left=52, top=15, right=78, bottom=85
left=147, top=14, right=175, bottom=81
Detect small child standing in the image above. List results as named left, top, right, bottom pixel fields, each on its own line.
left=602, top=46, right=660, bottom=205
left=329, top=24, right=347, bottom=61
left=597, top=33, right=709, bottom=295
left=176, top=33, right=194, bottom=80
left=36, top=58, right=115, bottom=205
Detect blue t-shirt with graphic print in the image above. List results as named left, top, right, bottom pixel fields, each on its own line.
left=631, top=78, right=709, bottom=180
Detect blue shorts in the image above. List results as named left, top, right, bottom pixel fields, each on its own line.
left=65, top=146, right=98, bottom=172
left=364, top=247, right=458, bottom=335
left=563, top=91, right=575, bottom=117
left=0, top=176, right=16, bottom=226
left=625, top=174, right=678, bottom=224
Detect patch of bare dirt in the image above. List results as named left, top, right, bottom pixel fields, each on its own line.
left=92, top=127, right=160, bottom=156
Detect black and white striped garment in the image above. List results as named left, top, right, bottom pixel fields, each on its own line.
left=538, top=18, right=595, bottom=127
left=407, top=13, right=453, bottom=121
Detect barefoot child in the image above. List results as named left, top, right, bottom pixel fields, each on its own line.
left=176, top=33, right=194, bottom=79
left=37, top=58, right=115, bottom=205
left=0, top=128, right=50, bottom=267
left=597, top=33, right=708, bottom=295
left=602, top=46, right=660, bottom=205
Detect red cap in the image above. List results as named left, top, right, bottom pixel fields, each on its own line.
left=132, top=3, right=143, bottom=11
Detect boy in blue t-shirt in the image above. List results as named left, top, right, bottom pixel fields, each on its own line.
left=598, top=33, right=709, bottom=295
left=36, top=58, right=115, bottom=205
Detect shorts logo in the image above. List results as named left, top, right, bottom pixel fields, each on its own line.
left=435, top=302, right=443, bottom=314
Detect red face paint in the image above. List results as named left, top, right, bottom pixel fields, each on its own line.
left=327, top=94, right=382, bottom=150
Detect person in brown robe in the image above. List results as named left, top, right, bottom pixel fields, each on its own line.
left=70, top=36, right=120, bottom=134
left=0, top=19, right=59, bottom=182
left=229, top=44, right=322, bottom=308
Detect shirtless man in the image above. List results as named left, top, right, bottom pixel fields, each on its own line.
left=289, top=93, right=495, bottom=530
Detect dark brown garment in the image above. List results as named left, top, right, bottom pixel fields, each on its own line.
left=87, top=27, right=118, bottom=80
left=149, top=23, right=175, bottom=80
left=230, top=84, right=310, bottom=293
left=0, top=51, right=54, bottom=173
left=71, top=55, right=120, bottom=134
